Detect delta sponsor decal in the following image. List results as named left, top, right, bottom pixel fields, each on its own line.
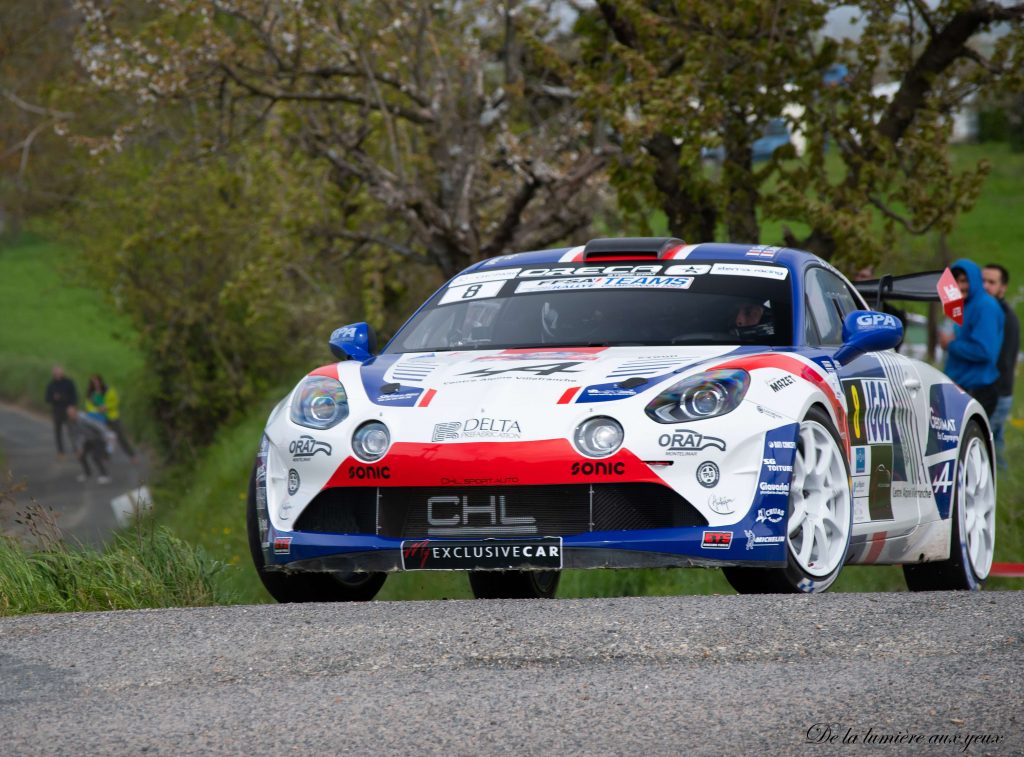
left=658, top=429, right=727, bottom=456
left=400, top=538, right=563, bottom=570
left=701, top=531, right=733, bottom=549
left=431, top=417, right=522, bottom=441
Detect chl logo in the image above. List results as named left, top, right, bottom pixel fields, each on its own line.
left=426, top=495, right=537, bottom=535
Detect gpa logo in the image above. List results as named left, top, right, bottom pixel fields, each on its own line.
left=855, top=312, right=900, bottom=329
left=273, top=536, right=292, bottom=555
left=658, top=429, right=726, bottom=455
left=701, top=531, right=733, bottom=549
left=289, top=435, right=332, bottom=461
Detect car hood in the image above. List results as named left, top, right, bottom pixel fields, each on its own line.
left=342, top=346, right=752, bottom=409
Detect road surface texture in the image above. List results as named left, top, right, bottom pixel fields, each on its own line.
left=0, top=402, right=151, bottom=546
left=1, top=591, right=1020, bottom=755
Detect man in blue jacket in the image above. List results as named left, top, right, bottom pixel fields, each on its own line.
left=938, top=258, right=1004, bottom=417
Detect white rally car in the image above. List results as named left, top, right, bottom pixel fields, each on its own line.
left=247, top=238, right=996, bottom=600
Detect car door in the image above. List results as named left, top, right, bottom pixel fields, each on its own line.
left=803, top=266, right=926, bottom=538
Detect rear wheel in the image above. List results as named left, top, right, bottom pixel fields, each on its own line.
left=246, top=462, right=386, bottom=603
left=904, top=420, right=995, bottom=591
left=724, top=406, right=853, bottom=594
left=468, top=570, right=560, bottom=599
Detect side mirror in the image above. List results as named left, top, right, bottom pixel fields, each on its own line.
left=328, top=322, right=378, bottom=363
left=834, top=310, right=903, bottom=365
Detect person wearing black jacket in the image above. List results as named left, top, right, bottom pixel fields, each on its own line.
left=983, top=263, right=1020, bottom=469
left=43, top=364, right=78, bottom=457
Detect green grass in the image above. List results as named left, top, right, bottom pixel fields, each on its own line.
left=0, top=524, right=231, bottom=616
left=0, top=233, right=148, bottom=438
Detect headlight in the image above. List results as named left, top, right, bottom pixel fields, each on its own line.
left=352, top=421, right=390, bottom=462
left=574, top=416, right=624, bottom=458
left=645, top=369, right=749, bottom=423
left=289, top=376, right=349, bottom=430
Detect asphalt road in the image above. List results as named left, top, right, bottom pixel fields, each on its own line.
left=1, top=591, right=1021, bottom=755
left=0, top=402, right=151, bottom=546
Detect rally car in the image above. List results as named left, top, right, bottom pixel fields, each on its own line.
left=247, top=237, right=997, bottom=600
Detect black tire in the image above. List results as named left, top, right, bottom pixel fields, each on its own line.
left=904, top=420, right=993, bottom=592
left=724, top=406, right=853, bottom=594
left=468, top=570, right=560, bottom=599
left=246, top=462, right=386, bottom=603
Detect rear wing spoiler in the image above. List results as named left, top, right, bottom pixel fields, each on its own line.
left=853, top=270, right=944, bottom=308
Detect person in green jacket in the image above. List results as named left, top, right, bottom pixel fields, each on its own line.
left=85, top=374, right=137, bottom=462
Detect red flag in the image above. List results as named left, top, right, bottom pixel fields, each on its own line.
left=937, top=267, right=964, bottom=325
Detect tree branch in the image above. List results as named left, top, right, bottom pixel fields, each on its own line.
left=220, top=64, right=435, bottom=124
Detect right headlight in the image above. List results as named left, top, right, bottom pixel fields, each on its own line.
left=289, top=375, right=349, bottom=430
left=645, top=369, right=750, bottom=423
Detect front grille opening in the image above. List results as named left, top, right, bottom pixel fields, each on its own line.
left=294, top=484, right=706, bottom=537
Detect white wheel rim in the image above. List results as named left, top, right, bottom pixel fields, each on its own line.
left=788, top=421, right=851, bottom=578
left=960, top=437, right=995, bottom=580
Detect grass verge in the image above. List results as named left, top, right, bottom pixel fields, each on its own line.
left=0, top=523, right=231, bottom=616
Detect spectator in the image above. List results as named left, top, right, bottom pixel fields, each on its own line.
left=43, top=365, right=78, bottom=459
left=84, top=374, right=137, bottom=461
left=67, top=405, right=111, bottom=484
left=937, top=259, right=1004, bottom=417
left=982, top=263, right=1020, bottom=469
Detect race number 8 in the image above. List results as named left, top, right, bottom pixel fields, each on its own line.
left=438, top=279, right=505, bottom=305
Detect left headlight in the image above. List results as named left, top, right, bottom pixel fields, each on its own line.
left=645, top=369, right=749, bottom=423
left=289, top=375, right=349, bottom=430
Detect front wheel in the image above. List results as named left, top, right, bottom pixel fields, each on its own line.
left=468, top=570, right=560, bottom=599
left=724, top=406, right=853, bottom=594
left=903, top=420, right=995, bottom=591
left=246, top=462, right=386, bottom=603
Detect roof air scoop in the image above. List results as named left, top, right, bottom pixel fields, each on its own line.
left=582, top=237, right=685, bottom=262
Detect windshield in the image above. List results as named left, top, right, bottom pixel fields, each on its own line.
left=385, top=262, right=792, bottom=353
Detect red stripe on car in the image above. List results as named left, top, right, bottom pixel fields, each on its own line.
left=557, top=387, right=581, bottom=404
left=323, top=440, right=665, bottom=488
